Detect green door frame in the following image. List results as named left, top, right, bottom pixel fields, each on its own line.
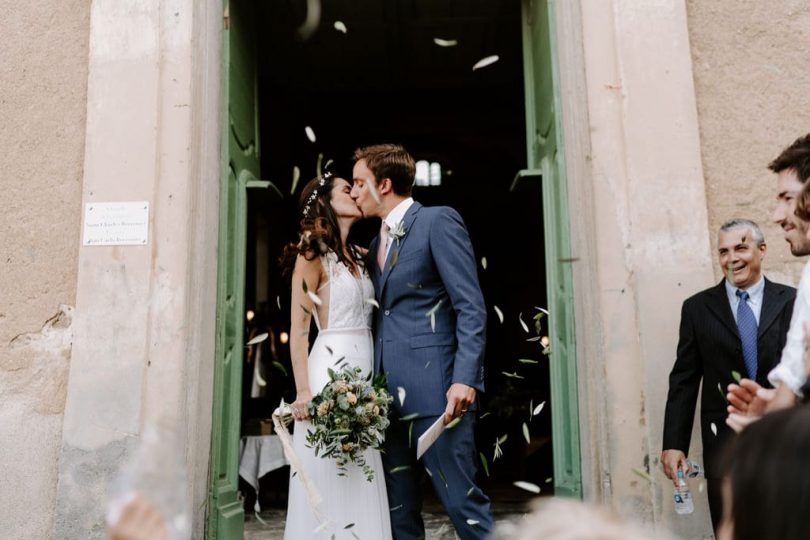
left=207, top=0, right=260, bottom=537
left=519, top=0, right=582, bottom=497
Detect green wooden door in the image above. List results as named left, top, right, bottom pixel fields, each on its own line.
left=520, top=0, right=582, bottom=497
left=208, top=0, right=259, bottom=537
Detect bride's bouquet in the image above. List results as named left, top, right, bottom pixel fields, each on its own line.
left=306, top=366, right=393, bottom=481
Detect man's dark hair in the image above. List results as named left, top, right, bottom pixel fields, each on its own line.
left=722, top=406, right=810, bottom=540
left=353, top=144, right=416, bottom=196
left=769, top=134, right=810, bottom=181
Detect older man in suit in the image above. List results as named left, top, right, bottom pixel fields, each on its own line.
left=662, top=218, right=795, bottom=531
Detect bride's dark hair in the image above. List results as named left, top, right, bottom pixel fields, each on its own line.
left=280, top=172, right=364, bottom=280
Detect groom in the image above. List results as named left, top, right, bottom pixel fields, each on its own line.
left=350, top=144, right=494, bottom=539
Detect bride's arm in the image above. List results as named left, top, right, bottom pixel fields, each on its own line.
left=289, top=254, right=323, bottom=421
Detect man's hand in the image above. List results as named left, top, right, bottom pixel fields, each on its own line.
left=726, top=379, right=768, bottom=416
left=661, top=449, right=688, bottom=488
left=444, top=383, right=476, bottom=424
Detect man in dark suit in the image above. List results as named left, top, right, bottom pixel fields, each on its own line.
left=350, top=144, right=493, bottom=540
left=662, top=218, right=796, bottom=531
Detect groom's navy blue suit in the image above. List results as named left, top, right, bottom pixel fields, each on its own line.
left=370, top=201, right=493, bottom=540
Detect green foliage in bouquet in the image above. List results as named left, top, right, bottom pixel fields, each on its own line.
left=306, top=365, right=393, bottom=481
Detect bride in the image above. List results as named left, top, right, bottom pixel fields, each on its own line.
left=280, top=171, right=392, bottom=539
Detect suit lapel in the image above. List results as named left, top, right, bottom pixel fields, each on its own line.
left=758, top=278, right=787, bottom=338
left=704, top=280, right=739, bottom=339
left=379, top=202, right=422, bottom=293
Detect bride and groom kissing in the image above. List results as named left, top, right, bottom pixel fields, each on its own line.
left=281, top=144, right=494, bottom=539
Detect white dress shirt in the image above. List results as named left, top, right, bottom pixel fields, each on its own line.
left=724, top=275, right=765, bottom=325
left=381, top=197, right=414, bottom=259
left=769, top=262, right=810, bottom=396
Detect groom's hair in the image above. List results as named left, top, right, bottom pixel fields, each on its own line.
left=353, top=144, right=416, bottom=196
left=769, top=133, right=810, bottom=183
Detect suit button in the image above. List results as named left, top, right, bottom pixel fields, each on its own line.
left=384, top=310, right=390, bottom=316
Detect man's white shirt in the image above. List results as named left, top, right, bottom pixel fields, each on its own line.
left=381, top=197, right=414, bottom=260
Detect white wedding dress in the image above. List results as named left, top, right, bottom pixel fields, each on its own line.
left=284, top=251, right=392, bottom=539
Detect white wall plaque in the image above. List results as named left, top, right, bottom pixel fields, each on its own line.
left=82, top=202, right=149, bottom=246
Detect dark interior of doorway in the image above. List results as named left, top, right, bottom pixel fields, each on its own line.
left=240, top=0, right=552, bottom=519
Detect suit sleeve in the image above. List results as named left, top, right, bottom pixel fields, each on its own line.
left=662, top=299, right=703, bottom=454
left=429, top=207, right=487, bottom=391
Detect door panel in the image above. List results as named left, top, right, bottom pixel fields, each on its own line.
left=521, top=0, right=582, bottom=498
left=209, top=0, right=259, bottom=537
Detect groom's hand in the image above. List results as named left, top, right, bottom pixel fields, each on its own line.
left=444, top=383, right=476, bottom=424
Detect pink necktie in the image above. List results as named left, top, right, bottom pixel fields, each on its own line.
left=377, top=222, right=390, bottom=270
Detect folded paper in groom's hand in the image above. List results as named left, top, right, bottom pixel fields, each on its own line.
left=416, top=416, right=446, bottom=459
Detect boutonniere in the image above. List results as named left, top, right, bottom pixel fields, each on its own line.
left=388, top=221, right=406, bottom=244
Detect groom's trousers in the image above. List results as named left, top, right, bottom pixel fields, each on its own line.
left=382, top=411, right=493, bottom=540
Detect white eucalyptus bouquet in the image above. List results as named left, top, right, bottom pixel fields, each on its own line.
left=306, top=366, right=393, bottom=481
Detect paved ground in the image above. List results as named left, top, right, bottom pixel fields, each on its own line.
left=243, top=487, right=532, bottom=539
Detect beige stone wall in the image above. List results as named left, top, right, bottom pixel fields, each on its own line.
left=0, top=1, right=90, bottom=538
left=687, top=0, right=810, bottom=286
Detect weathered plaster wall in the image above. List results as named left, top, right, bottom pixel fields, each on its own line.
left=52, top=1, right=222, bottom=537
left=687, top=0, right=810, bottom=286
left=0, top=1, right=90, bottom=538
left=565, top=1, right=714, bottom=538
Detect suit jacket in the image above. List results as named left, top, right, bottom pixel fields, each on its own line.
left=369, top=202, right=486, bottom=418
left=663, top=278, right=795, bottom=478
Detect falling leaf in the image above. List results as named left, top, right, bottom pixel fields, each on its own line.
left=522, top=422, right=531, bottom=444
left=408, top=420, right=414, bottom=448
left=307, top=291, right=323, bottom=306
left=424, top=361, right=431, bottom=369
left=545, top=477, right=553, bottom=483
left=528, top=399, right=533, bottom=421
left=438, top=468, right=449, bottom=488
left=316, top=152, right=324, bottom=176
left=502, top=371, right=525, bottom=379
left=365, top=298, right=380, bottom=308
left=290, top=166, right=301, bottom=194
left=254, top=362, right=266, bottom=387
left=711, top=422, right=718, bottom=436
left=302, top=279, right=309, bottom=293
left=296, top=0, right=321, bottom=40
left=367, top=178, right=381, bottom=204
left=276, top=295, right=281, bottom=310
left=334, top=21, right=347, bottom=33
left=533, top=401, right=546, bottom=416
left=300, top=304, right=311, bottom=315
left=519, top=358, right=539, bottom=364
left=325, top=345, right=333, bottom=355
left=526, top=336, right=542, bottom=342
left=430, top=312, right=436, bottom=333
left=632, top=468, right=653, bottom=482
left=390, top=249, right=399, bottom=269
left=390, top=504, right=403, bottom=512
left=466, top=487, right=475, bottom=497
left=389, top=465, right=411, bottom=474
left=698, top=481, right=705, bottom=493
left=535, top=306, right=550, bottom=315
left=446, top=417, right=462, bottom=429
left=513, top=481, right=541, bottom=494
left=397, top=386, right=406, bottom=407
left=718, top=383, right=726, bottom=402
left=344, top=523, right=355, bottom=529
left=472, top=55, right=500, bottom=71
left=399, top=413, right=419, bottom=422
left=466, top=519, right=480, bottom=526
left=479, top=412, right=491, bottom=419
left=493, top=305, right=504, bottom=324
left=247, top=333, right=268, bottom=346
left=493, top=434, right=507, bottom=460
left=519, top=312, right=529, bottom=333
left=271, top=361, right=288, bottom=376
left=305, top=126, right=316, bottom=143
left=424, top=466, right=433, bottom=477
left=731, top=370, right=742, bottom=384
left=434, top=37, right=458, bottom=47
left=407, top=282, right=423, bottom=289
left=332, top=356, right=346, bottom=366
left=481, top=256, right=488, bottom=270
left=479, top=452, right=490, bottom=476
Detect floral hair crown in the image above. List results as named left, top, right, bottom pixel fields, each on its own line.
left=302, top=171, right=333, bottom=217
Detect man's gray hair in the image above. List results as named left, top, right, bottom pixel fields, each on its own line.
left=719, top=218, right=765, bottom=246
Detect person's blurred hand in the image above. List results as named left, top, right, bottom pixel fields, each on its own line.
left=108, top=493, right=167, bottom=540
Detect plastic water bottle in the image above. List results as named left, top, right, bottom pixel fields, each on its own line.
left=674, top=468, right=694, bottom=515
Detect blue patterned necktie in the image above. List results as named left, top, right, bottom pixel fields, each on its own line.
left=736, top=290, right=758, bottom=380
